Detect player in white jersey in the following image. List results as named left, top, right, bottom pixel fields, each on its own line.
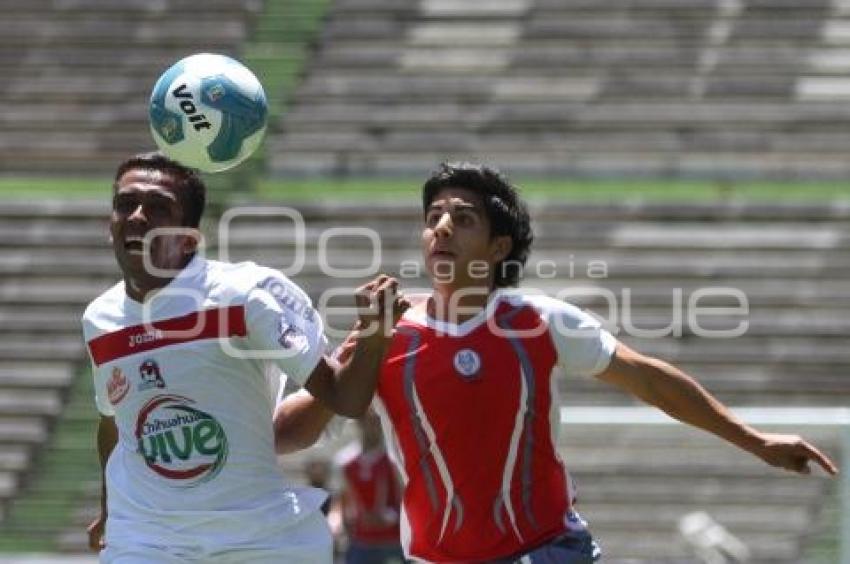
left=81, top=152, right=407, bottom=563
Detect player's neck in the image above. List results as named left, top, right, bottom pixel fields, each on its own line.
left=123, top=254, right=195, bottom=303
left=124, top=274, right=176, bottom=303
left=429, top=284, right=494, bottom=324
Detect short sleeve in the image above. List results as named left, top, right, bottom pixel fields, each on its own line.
left=91, top=362, right=116, bottom=417
left=244, top=273, right=329, bottom=387
left=545, top=299, right=617, bottom=378
left=82, top=315, right=115, bottom=417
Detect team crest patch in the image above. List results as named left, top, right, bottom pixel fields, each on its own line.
left=138, top=359, right=166, bottom=391
left=453, top=349, right=481, bottom=379
left=107, top=367, right=130, bottom=405
left=278, top=318, right=307, bottom=350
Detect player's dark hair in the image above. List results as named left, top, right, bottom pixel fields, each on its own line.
left=113, top=152, right=206, bottom=228
left=422, top=162, right=533, bottom=288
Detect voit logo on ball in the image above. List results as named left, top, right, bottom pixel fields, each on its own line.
left=135, top=394, right=228, bottom=487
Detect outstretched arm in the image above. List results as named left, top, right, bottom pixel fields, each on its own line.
left=596, top=342, right=839, bottom=476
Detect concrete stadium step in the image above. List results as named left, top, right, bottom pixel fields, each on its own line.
left=621, top=336, right=850, bottom=365
left=0, top=152, right=145, bottom=175
left=560, top=446, right=827, bottom=474
left=524, top=16, right=817, bottom=41
left=0, top=46, right=243, bottom=69
left=313, top=44, right=814, bottom=72
left=232, top=150, right=850, bottom=177
left=0, top=417, right=48, bottom=445
left=0, top=141, right=149, bottom=167
left=0, top=447, right=31, bottom=474
left=0, top=103, right=147, bottom=128
left=0, top=253, right=116, bottom=277
left=274, top=127, right=850, bottom=154
left=219, top=250, right=850, bottom=280
left=589, top=529, right=799, bottom=561
left=560, top=370, right=850, bottom=404
left=0, top=306, right=90, bottom=331
left=577, top=502, right=812, bottom=533
left=224, top=219, right=850, bottom=251
left=0, top=201, right=107, bottom=220
left=216, top=201, right=850, bottom=222
left=331, top=0, right=716, bottom=11
left=0, top=75, right=158, bottom=102
left=574, top=474, right=825, bottom=505
left=281, top=101, right=850, bottom=127
left=0, top=18, right=248, bottom=45
left=0, top=225, right=112, bottom=249
left=0, top=391, right=62, bottom=417
left=274, top=126, right=850, bottom=156
left=0, top=363, right=74, bottom=389
left=0, top=338, right=85, bottom=363
left=1, top=0, right=261, bottom=13
left=269, top=149, right=850, bottom=178
left=298, top=277, right=850, bottom=308
left=0, top=472, right=19, bottom=500
left=556, top=424, right=838, bottom=449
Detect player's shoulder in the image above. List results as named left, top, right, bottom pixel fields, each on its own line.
left=81, top=281, right=126, bottom=331
left=206, top=259, right=306, bottom=298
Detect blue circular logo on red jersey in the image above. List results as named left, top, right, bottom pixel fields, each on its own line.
left=453, top=349, right=481, bottom=379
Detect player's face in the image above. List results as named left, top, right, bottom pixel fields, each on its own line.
left=422, top=187, right=509, bottom=288
left=110, top=168, right=196, bottom=283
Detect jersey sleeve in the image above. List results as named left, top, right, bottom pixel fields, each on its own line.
left=544, top=298, right=617, bottom=378
left=81, top=314, right=115, bottom=417
left=244, top=272, right=329, bottom=387
left=91, top=361, right=115, bottom=417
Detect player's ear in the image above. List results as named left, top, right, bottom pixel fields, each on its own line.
left=490, top=235, right=512, bottom=264
left=181, top=228, right=202, bottom=255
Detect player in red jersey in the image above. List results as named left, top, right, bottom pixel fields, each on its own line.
left=279, top=162, right=838, bottom=563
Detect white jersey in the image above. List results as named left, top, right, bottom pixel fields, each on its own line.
left=81, top=256, right=329, bottom=551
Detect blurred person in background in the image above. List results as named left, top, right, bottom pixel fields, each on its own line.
left=334, top=410, right=404, bottom=564
left=276, top=162, right=838, bottom=563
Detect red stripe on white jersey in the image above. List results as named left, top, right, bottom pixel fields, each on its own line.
left=87, top=305, right=247, bottom=366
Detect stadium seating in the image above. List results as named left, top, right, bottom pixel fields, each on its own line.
left=0, top=0, right=262, bottom=174
left=1, top=200, right=842, bottom=560
left=270, top=0, right=850, bottom=178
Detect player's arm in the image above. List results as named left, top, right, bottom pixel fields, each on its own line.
left=273, top=388, right=334, bottom=454
left=87, top=415, right=118, bottom=551
left=301, top=276, right=408, bottom=418
left=272, top=275, right=406, bottom=439
left=596, top=342, right=839, bottom=476
left=274, top=332, right=360, bottom=454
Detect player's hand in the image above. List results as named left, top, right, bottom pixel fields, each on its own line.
left=354, top=275, right=410, bottom=344
left=753, top=433, right=838, bottom=475
left=86, top=512, right=106, bottom=552
left=334, top=330, right=358, bottom=364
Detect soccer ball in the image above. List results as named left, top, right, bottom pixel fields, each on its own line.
left=149, top=53, right=268, bottom=173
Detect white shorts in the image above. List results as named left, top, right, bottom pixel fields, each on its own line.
left=100, top=509, right=332, bottom=564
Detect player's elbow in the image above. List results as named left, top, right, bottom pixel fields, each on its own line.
left=275, top=430, right=321, bottom=455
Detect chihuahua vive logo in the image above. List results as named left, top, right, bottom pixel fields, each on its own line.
left=135, top=394, right=228, bottom=487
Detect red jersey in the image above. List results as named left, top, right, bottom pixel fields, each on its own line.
left=375, top=292, right=616, bottom=562
left=341, top=447, right=402, bottom=545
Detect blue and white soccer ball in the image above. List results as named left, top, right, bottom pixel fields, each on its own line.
left=149, top=53, right=268, bottom=173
